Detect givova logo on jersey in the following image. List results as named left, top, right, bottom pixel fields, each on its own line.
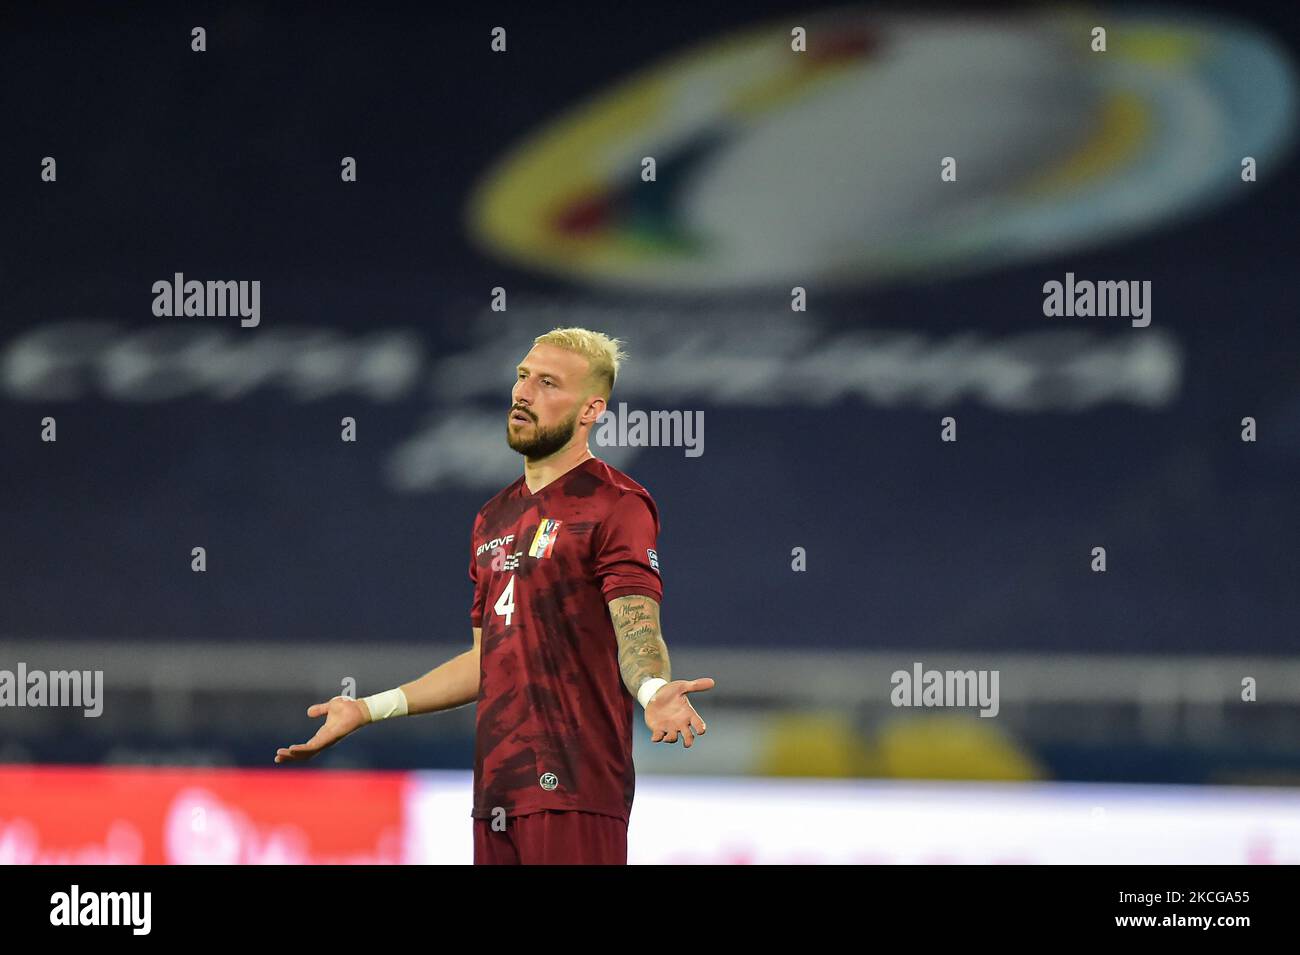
left=528, top=519, right=562, bottom=558
left=476, top=534, right=514, bottom=558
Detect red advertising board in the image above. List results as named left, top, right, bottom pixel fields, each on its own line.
left=0, top=766, right=407, bottom=864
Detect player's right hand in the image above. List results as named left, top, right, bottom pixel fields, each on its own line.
left=274, top=695, right=370, bottom=764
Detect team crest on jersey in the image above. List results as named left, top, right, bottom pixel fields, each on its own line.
left=528, top=519, right=563, bottom=558
left=647, top=548, right=659, bottom=573
left=539, top=772, right=560, bottom=791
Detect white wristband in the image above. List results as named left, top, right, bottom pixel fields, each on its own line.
left=361, top=687, right=409, bottom=721
left=637, top=678, right=668, bottom=709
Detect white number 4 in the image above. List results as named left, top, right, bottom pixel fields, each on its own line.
left=493, top=575, right=516, bottom=625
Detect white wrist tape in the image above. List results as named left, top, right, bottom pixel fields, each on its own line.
left=637, top=678, right=668, bottom=709
left=361, top=687, right=409, bottom=721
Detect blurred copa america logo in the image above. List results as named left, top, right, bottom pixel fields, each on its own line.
left=469, top=8, right=1295, bottom=290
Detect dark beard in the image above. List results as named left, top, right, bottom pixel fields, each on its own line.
left=506, top=408, right=579, bottom=459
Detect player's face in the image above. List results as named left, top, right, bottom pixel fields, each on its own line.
left=507, top=344, right=594, bottom=459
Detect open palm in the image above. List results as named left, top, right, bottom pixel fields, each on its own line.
left=645, top=677, right=715, bottom=748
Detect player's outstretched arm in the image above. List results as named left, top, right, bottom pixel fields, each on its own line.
left=274, top=627, right=483, bottom=763
left=608, top=594, right=715, bottom=748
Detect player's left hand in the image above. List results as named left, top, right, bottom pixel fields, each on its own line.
left=646, top=677, right=714, bottom=747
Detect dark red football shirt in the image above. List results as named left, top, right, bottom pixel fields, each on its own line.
left=468, top=456, right=662, bottom=822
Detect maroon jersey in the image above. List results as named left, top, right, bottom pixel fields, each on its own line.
left=468, top=456, right=662, bottom=822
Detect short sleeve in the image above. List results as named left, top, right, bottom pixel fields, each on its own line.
left=592, top=492, right=663, bottom=603
left=469, top=513, right=487, bottom=627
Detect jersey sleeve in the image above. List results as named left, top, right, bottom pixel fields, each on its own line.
left=592, top=492, right=663, bottom=603
left=469, top=512, right=487, bottom=628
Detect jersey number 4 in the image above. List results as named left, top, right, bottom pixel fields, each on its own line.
left=493, top=575, right=516, bottom=625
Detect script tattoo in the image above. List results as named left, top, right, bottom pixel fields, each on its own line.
left=609, top=594, right=670, bottom=697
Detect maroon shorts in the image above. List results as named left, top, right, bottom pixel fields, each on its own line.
left=473, top=810, right=628, bottom=865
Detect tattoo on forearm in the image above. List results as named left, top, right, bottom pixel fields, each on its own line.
left=610, top=595, right=671, bottom=694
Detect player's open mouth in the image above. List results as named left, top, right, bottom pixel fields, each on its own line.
left=510, top=411, right=532, bottom=424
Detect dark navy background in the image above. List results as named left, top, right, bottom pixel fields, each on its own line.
left=2, top=1, right=1298, bottom=655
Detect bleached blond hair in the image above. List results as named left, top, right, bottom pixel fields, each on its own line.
left=532, top=327, right=627, bottom=398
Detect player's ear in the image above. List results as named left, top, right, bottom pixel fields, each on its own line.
left=582, top=394, right=607, bottom=423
